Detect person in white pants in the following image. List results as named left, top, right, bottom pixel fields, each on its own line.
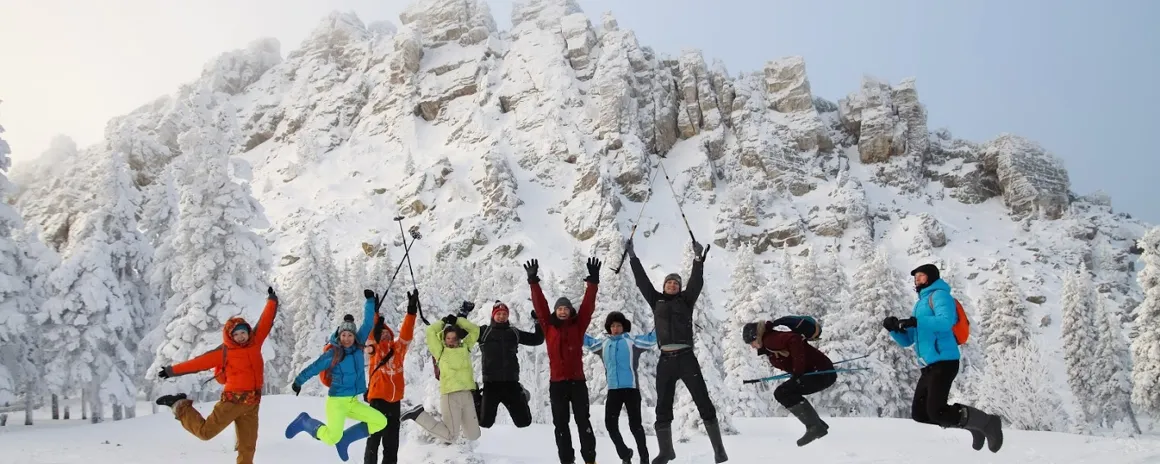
left=400, top=307, right=482, bottom=443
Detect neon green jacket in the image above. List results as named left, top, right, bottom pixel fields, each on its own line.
left=427, top=317, right=480, bottom=394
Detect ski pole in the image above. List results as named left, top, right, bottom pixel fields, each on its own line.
left=376, top=226, right=419, bottom=312
left=654, top=154, right=697, bottom=243
left=394, top=216, right=429, bottom=325
left=742, top=367, right=871, bottom=384
left=612, top=160, right=662, bottom=274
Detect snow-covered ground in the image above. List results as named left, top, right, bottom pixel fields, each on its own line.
left=0, top=395, right=1156, bottom=463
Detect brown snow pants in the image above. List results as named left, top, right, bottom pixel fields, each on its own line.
left=174, top=398, right=260, bottom=464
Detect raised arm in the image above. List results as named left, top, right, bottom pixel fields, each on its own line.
left=457, top=317, right=481, bottom=349
left=250, top=288, right=279, bottom=345
left=629, top=257, right=660, bottom=307
left=426, top=321, right=446, bottom=358
left=577, top=259, right=601, bottom=328
left=527, top=259, right=552, bottom=322
left=293, top=348, right=337, bottom=387
left=356, top=291, right=377, bottom=341
left=683, top=259, right=705, bottom=307
left=398, top=312, right=417, bottom=343
left=166, top=345, right=224, bottom=377
left=628, top=330, right=658, bottom=351
left=583, top=334, right=604, bottom=354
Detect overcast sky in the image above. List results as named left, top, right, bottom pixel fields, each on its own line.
left=1, top=0, right=1156, bottom=222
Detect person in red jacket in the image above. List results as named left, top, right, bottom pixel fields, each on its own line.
left=742, top=320, right=835, bottom=447
left=153, top=287, right=280, bottom=464
left=524, top=257, right=600, bottom=464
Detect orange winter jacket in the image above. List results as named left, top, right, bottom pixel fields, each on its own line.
left=165, top=298, right=279, bottom=397
left=366, top=312, right=416, bottom=402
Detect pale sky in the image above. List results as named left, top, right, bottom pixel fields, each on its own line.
left=1, top=0, right=1157, bottom=222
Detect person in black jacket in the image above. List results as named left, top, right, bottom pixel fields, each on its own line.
left=626, top=239, right=728, bottom=464
left=476, top=300, right=544, bottom=428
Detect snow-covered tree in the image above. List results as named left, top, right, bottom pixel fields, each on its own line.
left=146, top=94, right=273, bottom=400
left=335, top=255, right=368, bottom=322
left=976, top=338, right=1068, bottom=431
left=1091, top=293, right=1140, bottom=433
left=791, top=248, right=827, bottom=321
left=1060, top=265, right=1098, bottom=425
left=980, top=262, right=1032, bottom=361
left=287, top=230, right=336, bottom=396
left=12, top=136, right=86, bottom=253
left=722, top=246, right=774, bottom=418
left=1131, top=227, right=1160, bottom=419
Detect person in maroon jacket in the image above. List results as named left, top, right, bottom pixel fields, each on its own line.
left=742, top=320, right=836, bottom=447
left=525, top=257, right=601, bottom=464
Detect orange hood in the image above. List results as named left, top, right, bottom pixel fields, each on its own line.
left=223, top=317, right=254, bottom=349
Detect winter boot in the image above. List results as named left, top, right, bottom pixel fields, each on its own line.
left=959, top=404, right=1003, bottom=453
left=335, top=422, right=371, bottom=462
left=400, top=404, right=424, bottom=422
left=154, top=393, right=187, bottom=408
left=285, top=412, right=324, bottom=440
left=650, top=425, right=677, bottom=464
left=787, top=400, right=829, bottom=447
left=703, top=421, right=729, bottom=463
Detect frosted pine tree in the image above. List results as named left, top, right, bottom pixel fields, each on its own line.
left=821, top=245, right=850, bottom=315
left=980, top=262, right=1032, bottom=360
left=976, top=338, right=1068, bottom=431
left=287, top=230, right=336, bottom=396
left=791, top=247, right=828, bottom=321
left=1060, top=265, right=1098, bottom=425
left=146, top=95, right=274, bottom=399
left=336, top=255, right=368, bottom=322
left=1130, top=227, right=1160, bottom=419
left=770, top=249, right=794, bottom=314
left=722, top=246, right=773, bottom=417
left=12, top=135, right=85, bottom=253
left=1091, top=293, right=1141, bottom=433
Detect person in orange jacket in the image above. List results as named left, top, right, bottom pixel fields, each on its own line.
left=363, top=290, right=419, bottom=464
left=153, top=287, right=280, bottom=464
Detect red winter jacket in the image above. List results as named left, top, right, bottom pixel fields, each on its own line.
left=530, top=281, right=597, bottom=382
left=760, top=322, right=834, bottom=377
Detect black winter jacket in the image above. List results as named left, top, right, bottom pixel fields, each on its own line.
left=477, top=321, right=544, bottom=382
left=628, top=257, right=704, bottom=348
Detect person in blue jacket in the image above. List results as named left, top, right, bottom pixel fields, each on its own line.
left=883, top=264, right=1003, bottom=453
left=584, top=311, right=657, bottom=464
left=285, top=289, right=388, bottom=462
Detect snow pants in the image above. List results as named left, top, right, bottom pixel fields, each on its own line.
left=174, top=398, right=259, bottom=464
left=912, top=360, right=961, bottom=427
left=364, top=399, right=400, bottom=464
left=549, top=380, right=597, bottom=464
left=318, top=395, right=388, bottom=446
left=606, top=388, right=648, bottom=462
left=654, top=348, right=718, bottom=430
left=773, top=371, right=837, bottom=408
left=479, top=381, right=532, bottom=428
left=414, top=390, right=481, bottom=443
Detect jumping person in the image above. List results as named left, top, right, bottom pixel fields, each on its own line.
left=153, top=287, right=280, bottom=464
left=625, top=239, right=728, bottom=464
left=285, top=290, right=386, bottom=462
left=525, top=257, right=600, bottom=464
left=477, top=300, right=544, bottom=429
left=399, top=303, right=483, bottom=443
left=363, top=290, right=419, bottom=464
left=884, top=263, right=1003, bottom=452
left=584, top=311, right=657, bottom=464
left=742, top=320, right=835, bottom=446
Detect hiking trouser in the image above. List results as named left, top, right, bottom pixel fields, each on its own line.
left=773, top=371, right=837, bottom=408
left=364, top=399, right=400, bottom=464
left=317, top=396, right=388, bottom=445
left=174, top=399, right=259, bottom=464
left=606, top=388, right=648, bottom=462
left=414, top=390, right=481, bottom=443
left=912, top=360, right=961, bottom=426
left=549, top=380, right=597, bottom=464
left=654, top=348, right=718, bottom=430
left=480, top=381, right=532, bottom=428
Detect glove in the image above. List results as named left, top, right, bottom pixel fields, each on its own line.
left=530, top=309, right=538, bottom=320
left=523, top=259, right=540, bottom=284
left=692, top=241, right=709, bottom=262
left=157, top=368, right=170, bottom=379
left=291, top=383, right=301, bottom=396
left=406, top=290, right=419, bottom=315
left=584, top=257, right=602, bottom=284
left=363, top=392, right=369, bottom=403
left=882, top=316, right=901, bottom=332
left=625, top=239, right=636, bottom=258
left=267, top=286, right=277, bottom=301
left=898, top=317, right=918, bottom=329
left=442, top=314, right=458, bottom=326
left=364, top=289, right=376, bottom=300
left=460, top=301, right=476, bottom=314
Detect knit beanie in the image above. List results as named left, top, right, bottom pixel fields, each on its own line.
left=663, top=273, right=682, bottom=288
left=492, top=301, right=510, bottom=320
left=337, top=314, right=357, bottom=336
left=231, top=322, right=252, bottom=335
left=554, top=297, right=576, bottom=316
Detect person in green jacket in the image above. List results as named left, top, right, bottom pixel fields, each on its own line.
left=399, top=302, right=482, bottom=443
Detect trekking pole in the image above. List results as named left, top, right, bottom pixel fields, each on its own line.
left=654, top=154, right=697, bottom=243
left=742, top=367, right=872, bottom=384
left=394, top=216, right=429, bottom=325
left=612, top=160, right=662, bottom=274
left=376, top=226, right=420, bottom=312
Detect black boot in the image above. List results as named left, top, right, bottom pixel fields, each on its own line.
left=787, top=400, right=829, bottom=447
left=400, top=404, right=424, bottom=422
left=703, top=421, right=729, bottom=463
left=650, top=426, right=676, bottom=464
left=959, top=405, right=1003, bottom=453
left=155, top=393, right=187, bottom=408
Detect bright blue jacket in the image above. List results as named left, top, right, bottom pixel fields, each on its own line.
left=293, top=298, right=376, bottom=397
left=584, top=331, right=657, bottom=390
left=889, top=279, right=961, bottom=366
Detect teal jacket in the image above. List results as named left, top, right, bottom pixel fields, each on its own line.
left=293, top=298, right=376, bottom=397
left=889, top=279, right=961, bottom=366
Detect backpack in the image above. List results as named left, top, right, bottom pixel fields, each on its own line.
left=927, top=292, right=970, bottom=344
left=318, top=344, right=346, bottom=387
left=772, top=315, right=822, bottom=341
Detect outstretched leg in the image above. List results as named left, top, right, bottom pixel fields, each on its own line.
left=173, top=399, right=248, bottom=442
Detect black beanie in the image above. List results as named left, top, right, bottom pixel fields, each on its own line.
left=910, top=263, right=940, bottom=282
left=604, top=311, right=631, bottom=334
left=554, top=297, right=576, bottom=316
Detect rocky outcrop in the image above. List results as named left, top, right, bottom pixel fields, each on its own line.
left=807, top=170, right=870, bottom=238
left=200, top=38, right=282, bottom=95
left=396, top=157, right=454, bottom=216
left=761, top=56, right=832, bottom=152
left=470, top=152, right=523, bottom=228
left=714, top=191, right=806, bottom=252
left=927, top=130, right=1001, bottom=204
left=981, top=134, right=1071, bottom=220
left=675, top=50, right=727, bottom=138
left=838, top=76, right=928, bottom=163
left=400, top=0, right=497, bottom=46
left=287, top=12, right=371, bottom=70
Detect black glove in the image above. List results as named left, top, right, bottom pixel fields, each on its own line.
left=692, top=241, right=709, bottom=262
left=585, top=257, right=602, bottom=284
left=406, top=290, right=419, bottom=315
left=291, top=383, right=301, bottom=396
left=625, top=239, right=636, bottom=258
left=460, top=301, right=476, bottom=314
left=523, top=259, right=540, bottom=283
left=882, top=316, right=901, bottom=332
left=530, top=309, right=538, bottom=320
left=267, top=286, right=277, bottom=301
left=898, top=317, right=918, bottom=329
left=157, top=368, right=170, bottom=379
left=442, top=314, right=458, bottom=326
left=363, top=392, right=369, bottom=403
left=364, top=289, right=376, bottom=300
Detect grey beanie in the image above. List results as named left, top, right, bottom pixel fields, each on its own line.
left=663, top=273, right=682, bottom=288
left=337, top=314, right=358, bottom=336
left=554, top=297, right=575, bottom=313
